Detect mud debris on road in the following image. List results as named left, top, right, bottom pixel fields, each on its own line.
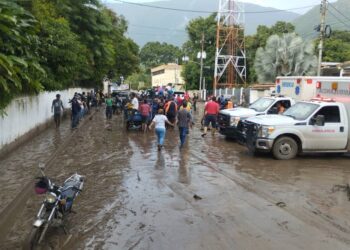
left=0, top=107, right=350, bottom=250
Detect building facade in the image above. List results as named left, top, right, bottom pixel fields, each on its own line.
left=151, top=64, right=185, bottom=90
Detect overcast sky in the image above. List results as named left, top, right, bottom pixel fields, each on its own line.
left=105, top=0, right=336, bottom=13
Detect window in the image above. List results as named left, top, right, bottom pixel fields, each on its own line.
left=268, top=100, right=291, bottom=114
left=152, top=69, right=165, bottom=76
left=313, top=106, right=340, bottom=123
left=283, top=102, right=320, bottom=120
left=249, top=98, right=275, bottom=112
left=280, top=100, right=291, bottom=109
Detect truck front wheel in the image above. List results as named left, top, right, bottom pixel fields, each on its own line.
left=272, top=137, right=298, bottom=160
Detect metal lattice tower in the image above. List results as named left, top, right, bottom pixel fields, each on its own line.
left=214, top=0, right=246, bottom=90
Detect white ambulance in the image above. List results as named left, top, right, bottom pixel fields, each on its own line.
left=243, top=76, right=350, bottom=160
left=275, top=76, right=318, bottom=100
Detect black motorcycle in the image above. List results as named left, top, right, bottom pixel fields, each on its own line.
left=27, top=164, right=84, bottom=249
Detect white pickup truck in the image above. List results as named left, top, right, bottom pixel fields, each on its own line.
left=218, top=96, right=295, bottom=139
left=243, top=77, right=350, bottom=159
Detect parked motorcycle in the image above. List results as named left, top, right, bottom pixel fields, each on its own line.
left=27, top=164, right=84, bottom=249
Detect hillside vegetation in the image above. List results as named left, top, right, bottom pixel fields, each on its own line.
left=294, top=0, right=350, bottom=38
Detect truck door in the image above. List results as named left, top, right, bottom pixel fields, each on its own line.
left=306, top=106, right=347, bottom=150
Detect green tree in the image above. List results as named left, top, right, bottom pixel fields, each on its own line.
left=31, top=0, right=91, bottom=90
left=0, top=1, right=44, bottom=112
left=254, top=33, right=317, bottom=83
left=322, top=31, right=350, bottom=62
left=53, top=0, right=120, bottom=84
left=126, top=66, right=152, bottom=90
left=140, top=42, right=182, bottom=70
left=1, top=0, right=140, bottom=113
left=181, top=14, right=216, bottom=90
left=103, top=8, right=140, bottom=80
left=246, top=21, right=296, bottom=83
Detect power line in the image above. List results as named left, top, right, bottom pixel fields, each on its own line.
left=129, top=23, right=187, bottom=33
left=126, top=31, right=188, bottom=37
left=111, top=0, right=317, bottom=14
left=327, top=9, right=350, bottom=29
left=328, top=2, right=350, bottom=23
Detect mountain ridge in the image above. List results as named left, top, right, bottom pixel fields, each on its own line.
left=106, top=0, right=300, bottom=46
left=293, top=0, right=350, bottom=38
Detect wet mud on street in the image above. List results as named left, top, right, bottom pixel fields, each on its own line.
left=1, top=105, right=350, bottom=249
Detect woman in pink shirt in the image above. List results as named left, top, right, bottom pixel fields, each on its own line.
left=139, top=99, right=151, bottom=132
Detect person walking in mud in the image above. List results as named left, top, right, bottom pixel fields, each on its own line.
left=149, top=109, right=174, bottom=151
left=177, top=101, right=192, bottom=148
left=71, top=95, right=81, bottom=129
left=193, top=93, right=198, bottom=112
left=202, top=96, right=220, bottom=137
left=96, top=91, right=101, bottom=109
left=139, top=99, right=151, bottom=132
left=164, top=97, right=177, bottom=128
left=51, top=94, right=64, bottom=128
left=105, top=94, right=113, bottom=120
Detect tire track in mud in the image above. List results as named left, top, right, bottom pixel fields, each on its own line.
left=189, top=138, right=350, bottom=246
left=108, top=133, right=349, bottom=250
left=0, top=110, right=98, bottom=244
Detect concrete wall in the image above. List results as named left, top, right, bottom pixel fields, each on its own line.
left=0, top=88, right=90, bottom=151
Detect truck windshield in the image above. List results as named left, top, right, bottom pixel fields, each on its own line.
left=249, top=98, right=275, bottom=112
left=283, top=102, right=319, bottom=120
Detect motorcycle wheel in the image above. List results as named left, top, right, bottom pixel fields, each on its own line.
left=27, top=227, right=43, bottom=250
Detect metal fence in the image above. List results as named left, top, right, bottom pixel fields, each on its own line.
left=199, top=87, right=273, bottom=105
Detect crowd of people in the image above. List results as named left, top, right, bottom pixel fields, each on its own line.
left=125, top=92, right=196, bottom=150
left=122, top=91, right=235, bottom=151
left=51, top=90, right=105, bottom=129
left=51, top=88, right=237, bottom=151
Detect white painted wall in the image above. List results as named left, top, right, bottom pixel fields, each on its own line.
left=0, top=88, right=91, bottom=150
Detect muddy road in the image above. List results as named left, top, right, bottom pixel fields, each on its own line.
left=0, top=107, right=350, bottom=250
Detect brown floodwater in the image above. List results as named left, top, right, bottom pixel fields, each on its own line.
left=0, top=106, right=350, bottom=250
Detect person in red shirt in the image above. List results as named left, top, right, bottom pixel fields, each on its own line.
left=176, top=95, right=183, bottom=108
left=202, top=96, right=220, bottom=137
left=139, top=99, right=151, bottom=132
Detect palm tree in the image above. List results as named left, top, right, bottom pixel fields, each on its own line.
left=254, top=33, right=317, bottom=83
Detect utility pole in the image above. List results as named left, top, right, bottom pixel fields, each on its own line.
left=317, top=0, right=327, bottom=76
left=175, top=58, right=179, bottom=88
left=199, top=32, right=205, bottom=97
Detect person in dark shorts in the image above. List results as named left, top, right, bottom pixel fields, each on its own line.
left=177, top=101, right=192, bottom=148
left=51, top=94, right=64, bottom=128
left=202, top=96, right=220, bottom=137
left=139, top=99, right=151, bottom=132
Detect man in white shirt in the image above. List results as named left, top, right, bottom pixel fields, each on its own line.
left=131, top=93, right=139, bottom=111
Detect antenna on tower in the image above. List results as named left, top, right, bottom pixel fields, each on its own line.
left=214, top=0, right=246, bottom=92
